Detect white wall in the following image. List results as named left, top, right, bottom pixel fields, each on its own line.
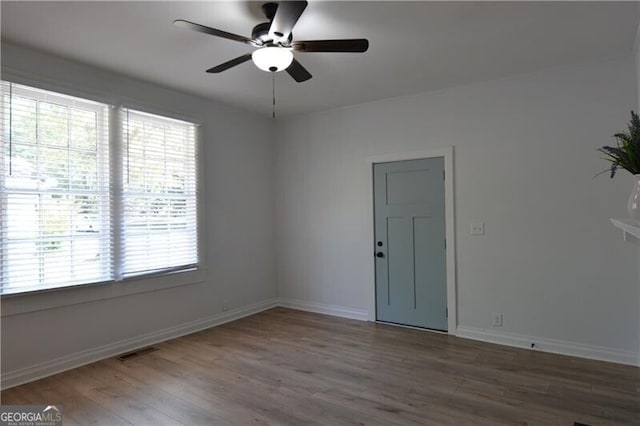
left=635, top=20, right=640, bottom=360
left=275, top=55, right=640, bottom=362
left=2, top=41, right=639, bottom=385
left=636, top=20, right=640, bottom=109
left=0, top=43, right=277, bottom=382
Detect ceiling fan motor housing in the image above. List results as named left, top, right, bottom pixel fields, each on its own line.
left=252, top=23, right=292, bottom=46
left=252, top=22, right=272, bottom=44
left=262, top=3, right=278, bottom=21
left=254, top=3, right=293, bottom=45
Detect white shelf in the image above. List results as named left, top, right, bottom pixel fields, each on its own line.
left=611, top=218, right=640, bottom=241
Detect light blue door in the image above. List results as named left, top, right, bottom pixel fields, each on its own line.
left=374, top=158, right=447, bottom=331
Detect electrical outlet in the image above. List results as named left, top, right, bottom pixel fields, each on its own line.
left=470, top=222, right=485, bottom=235
left=492, top=312, right=503, bottom=327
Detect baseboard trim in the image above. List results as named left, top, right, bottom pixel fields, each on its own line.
left=4, top=300, right=637, bottom=390
left=1, top=298, right=279, bottom=390
left=278, top=298, right=369, bottom=321
left=456, top=326, right=639, bottom=367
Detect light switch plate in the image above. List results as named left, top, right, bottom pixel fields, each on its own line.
left=470, top=222, right=485, bottom=235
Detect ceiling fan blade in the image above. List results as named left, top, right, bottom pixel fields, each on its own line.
left=286, top=58, right=312, bottom=82
left=269, top=1, right=308, bottom=40
left=292, top=39, right=369, bottom=53
left=174, top=19, right=254, bottom=45
left=206, top=53, right=253, bottom=73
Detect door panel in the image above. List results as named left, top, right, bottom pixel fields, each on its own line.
left=387, top=216, right=413, bottom=311
left=386, top=170, right=433, bottom=205
left=374, top=158, right=447, bottom=330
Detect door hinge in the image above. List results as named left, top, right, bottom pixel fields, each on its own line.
left=446, top=308, right=448, bottom=318
left=444, top=239, right=446, bottom=249
left=443, top=170, right=445, bottom=180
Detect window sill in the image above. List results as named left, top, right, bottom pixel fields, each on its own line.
left=1, top=267, right=206, bottom=317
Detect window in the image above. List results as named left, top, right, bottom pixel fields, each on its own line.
left=1, top=82, right=111, bottom=294
left=1, top=82, right=199, bottom=295
left=122, top=109, right=198, bottom=277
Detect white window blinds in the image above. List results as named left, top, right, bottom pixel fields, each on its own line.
left=0, top=81, right=201, bottom=295
left=1, top=82, right=112, bottom=294
left=121, top=108, right=198, bottom=277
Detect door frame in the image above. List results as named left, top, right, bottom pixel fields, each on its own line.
left=365, top=147, right=457, bottom=334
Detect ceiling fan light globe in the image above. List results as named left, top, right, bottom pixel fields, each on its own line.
left=252, top=47, right=293, bottom=72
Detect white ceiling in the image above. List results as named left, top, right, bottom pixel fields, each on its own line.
left=1, top=1, right=638, bottom=117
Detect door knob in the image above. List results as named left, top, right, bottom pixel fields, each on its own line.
left=376, top=252, right=384, bottom=258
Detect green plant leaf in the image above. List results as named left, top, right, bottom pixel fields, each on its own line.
left=598, top=111, right=640, bottom=177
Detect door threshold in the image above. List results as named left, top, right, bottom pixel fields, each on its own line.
left=375, top=320, right=448, bottom=334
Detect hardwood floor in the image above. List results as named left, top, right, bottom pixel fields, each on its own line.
left=2, top=307, right=639, bottom=425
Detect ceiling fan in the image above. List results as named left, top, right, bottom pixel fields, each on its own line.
left=174, top=1, right=369, bottom=82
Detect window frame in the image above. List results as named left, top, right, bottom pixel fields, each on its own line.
left=119, top=107, right=199, bottom=279
left=0, top=78, right=206, bottom=315
left=1, top=82, right=113, bottom=295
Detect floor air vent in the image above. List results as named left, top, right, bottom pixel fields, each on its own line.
left=116, top=346, right=158, bottom=361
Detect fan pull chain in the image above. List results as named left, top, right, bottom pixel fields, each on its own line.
left=272, top=72, right=276, bottom=119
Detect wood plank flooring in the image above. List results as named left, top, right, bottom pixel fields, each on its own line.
left=2, top=307, right=639, bottom=425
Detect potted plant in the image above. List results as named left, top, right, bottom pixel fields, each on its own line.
left=598, top=111, right=640, bottom=222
